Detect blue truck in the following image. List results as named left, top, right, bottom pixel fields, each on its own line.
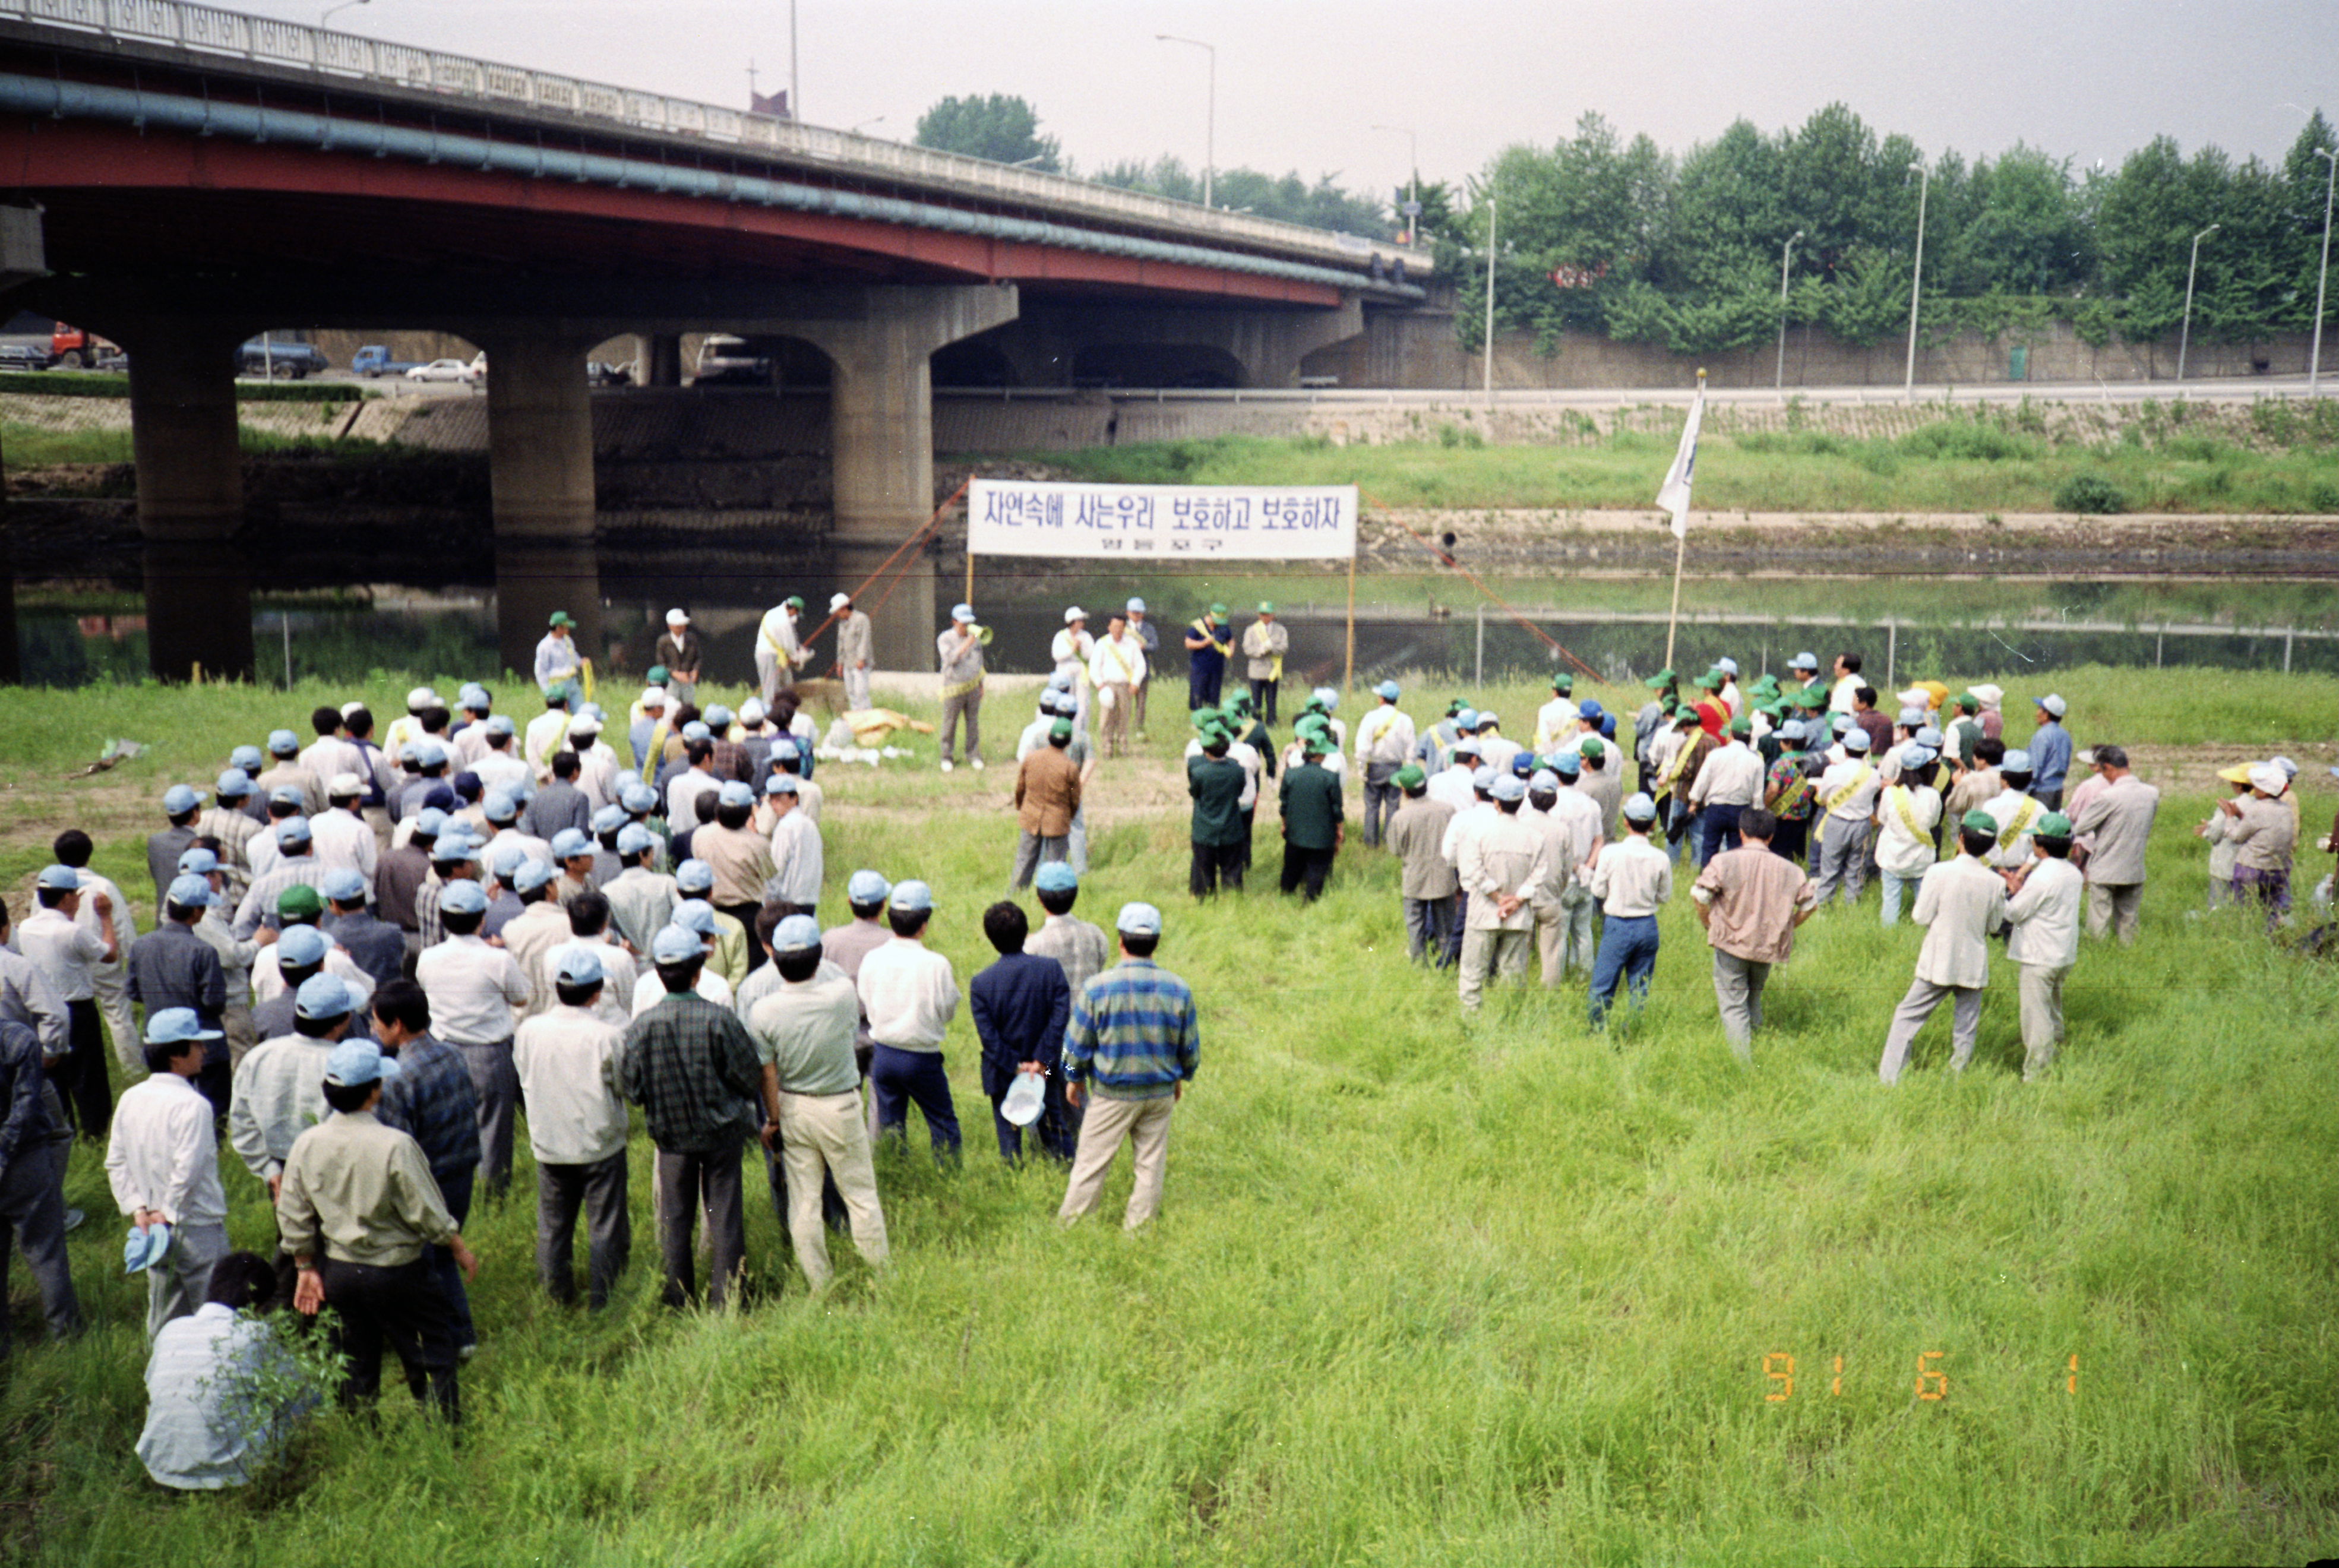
left=352, top=344, right=423, bottom=378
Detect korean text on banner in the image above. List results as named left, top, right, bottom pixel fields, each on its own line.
left=967, top=479, right=1358, bottom=561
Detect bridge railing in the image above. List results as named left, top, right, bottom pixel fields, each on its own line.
left=0, top=0, right=1429, bottom=279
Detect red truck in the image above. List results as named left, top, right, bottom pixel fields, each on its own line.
left=50, top=324, right=121, bottom=369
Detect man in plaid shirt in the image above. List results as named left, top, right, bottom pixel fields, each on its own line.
left=369, top=978, right=483, bottom=1355
left=1057, top=902, right=1200, bottom=1231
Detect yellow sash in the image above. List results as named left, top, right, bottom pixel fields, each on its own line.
left=1658, top=734, right=1701, bottom=796
left=1823, top=764, right=1875, bottom=814
left=638, top=719, right=671, bottom=785
left=2000, top=794, right=2041, bottom=843
left=1885, top=785, right=1930, bottom=840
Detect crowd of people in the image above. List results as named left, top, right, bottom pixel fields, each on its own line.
left=0, top=595, right=2325, bottom=1491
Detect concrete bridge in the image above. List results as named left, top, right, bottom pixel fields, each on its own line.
left=0, top=0, right=1428, bottom=678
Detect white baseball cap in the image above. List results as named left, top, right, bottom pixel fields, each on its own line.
left=829, top=592, right=851, bottom=612
left=640, top=687, right=668, bottom=708
left=665, top=608, right=689, bottom=625
left=1064, top=605, right=1087, bottom=624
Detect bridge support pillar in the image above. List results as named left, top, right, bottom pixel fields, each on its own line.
left=788, top=285, right=1019, bottom=671
left=482, top=333, right=603, bottom=681
left=638, top=333, right=683, bottom=387
left=128, top=324, right=254, bottom=682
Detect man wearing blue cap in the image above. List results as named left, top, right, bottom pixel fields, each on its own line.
left=149, top=786, right=204, bottom=909
left=969, top=902, right=1075, bottom=1164
left=0, top=1017, right=83, bottom=1355
left=128, top=876, right=230, bottom=1118
left=747, top=914, right=890, bottom=1291
left=498, top=861, right=577, bottom=1011
left=108, top=1010, right=229, bottom=1336
left=416, top=879, right=533, bottom=1197
left=603, top=826, right=679, bottom=954
left=321, top=869, right=404, bottom=992
left=20, top=862, right=119, bottom=1136
left=694, top=782, right=774, bottom=953
left=937, top=603, right=989, bottom=772
left=472, top=716, right=531, bottom=797
left=232, top=972, right=359, bottom=1298
left=514, top=947, right=632, bottom=1308
left=1585, top=795, right=1674, bottom=1029
left=1354, top=681, right=1417, bottom=849
left=279, top=1039, right=475, bottom=1422
left=856, top=881, right=964, bottom=1161
left=254, top=731, right=324, bottom=819
left=2027, top=695, right=2072, bottom=810
left=230, top=818, right=326, bottom=941
left=199, top=770, right=264, bottom=878
left=1875, top=745, right=1945, bottom=927
left=1057, top=902, right=1199, bottom=1228
left=764, top=776, right=825, bottom=919
left=624, top=925, right=770, bottom=1307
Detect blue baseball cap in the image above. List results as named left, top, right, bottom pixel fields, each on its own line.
left=324, top=1038, right=400, bottom=1088
left=847, top=869, right=892, bottom=905
left=651, top=925, right=703, bottom=964
left=674, top=859, right=715, bottom=894
left=483, top=792, right=519, bottom=823
left=2002, top=749, right=2033, bottom=773
left=1790, top=651, right=1818, bottom=670
left=1375, top=680, right=1401, bottom=701
left=555, top=947, right=605, bottom=987
left=1455, top=708, right=1480, bottom=731
left=1622, top=792, right=1659, bottom=824
left=162, top=784, right=202, bottom=815
left=1471, top=767, right=1497, bottom=793
left=672, top=899, right=717, bottom=935
left=488, top=843, right=528, bottom=879
left=144, top=1007, right=222, bottom=1046
left=717, top=780, right=755, bottom=809
left=269, top=785, right=306, bottom=808
left=1554, top=751, right=1583, bottom=776
left=485, top=715, right=516, bottom=738
left=294, top=973, right=355, bottom=1021
left=620, top=783, right=659, bottom=813
left=511, top=859, right=555, bottom=894
left=267, top=729, right=300, bottom=755
left=889, top=879, right=934, bottom=913
left=274, top=817, right=312, bottom=846
left=551, top=828, right=592, bottom=859
left=1529, top=768, right=1559, bottom=792
left=1716, top=658, right=1739, bottom=676
left=764, top=774, right=799, bottom=795
left=772, top=913, right=822, bottom=956
left=1843, top=729, right=1872, bottom=754
left=276, top=925, right=328, bottom=967
left=681, top=721, right=712, bottom=742
left=399, top=742, right=422, bottom=765
left=418, top=739, right=449, bottom=767
left=590, top=805, right=628, bottom=835
left=1033, top=862, right=1078, bottom=894
left=1577, top=699, right=1604, bottom=720
left=615, top=824, right=656, bottom=856
left=176, top=848, right=219, bottom=877
left=321, top=868, right=368, bottom=903
left=1490, top=774, right=1526, bottom=802
left=2034, top=694, right=2067, bottom=717
left=229, top=745, right=265, bottom=772
left=440, top=880, right=488, bottom=915
left=1126, top=596, right=1146, bottom=613
left=457, top=683, right=489, bottom=707
left=432, top=833, right=478, bottom=865
left=215, top=767, right=254, bottom=798
left=1114, top=901, right=1162, bottom=937
left=166, top=874, right=217, bottom=909
left=704, top=704, right=734, bottom=729
left=1899, top=745, right=1939, bottom=769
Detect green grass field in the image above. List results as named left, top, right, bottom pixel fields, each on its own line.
left=2, top=670, right=2335, bottom=1564
left=1035, top=427, right=2339, bottom=516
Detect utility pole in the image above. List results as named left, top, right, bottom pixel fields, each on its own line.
left=2178, top=223, right=2220, bottom=381
left=1903, top=160, right=1929, bottom=399
left=1483, top=192, right=1497, bottom=406
left=2310, top=147, right=2332, bottom=394
left=1155, top=35, right=1216, bottom=208
left=1777, top=229, right=1803, bottom=396
left=789, top=0, right=800, bottom=122
left=1373, top=124, right=1418, bottom=245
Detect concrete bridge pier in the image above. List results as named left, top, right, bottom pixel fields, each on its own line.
left=126, top=323, right=256, bottom=682
left=479, top=332, right=604, bottom=681
left=785, top=284, right=1020, bottom=670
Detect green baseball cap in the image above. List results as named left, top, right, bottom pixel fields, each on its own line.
left=2036, top=813, right=2073, bottom=837
left=1643, top=668, right=1677, bottom=688
left=1728, top=716, right=1752, bottom=738
left=1696, top=671, right=1724, bottom=690
left=1959, top=810, right=1999, bottom=837
left=277, top=884, right=324, bottom=920
left=1393, top=764, right=1425, bottom=789
left=1257, top=601, right=1276, bottom=614
left=1209, top=603, right=1228, bottom=618
left=547, top=611, right=574, bottom=628
left=1580, top=736, right=1605, bottom=761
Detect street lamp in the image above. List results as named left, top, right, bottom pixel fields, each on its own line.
left=1482, top=187, right=1498, bottom=406
left=1155, top=34, right=1215, bottom=209
left=2177, top=223, right=2220, bottom=381
left=850, top=115, right=885, bottom=137
left=1903, top=160, right=1929, bottom=399
left=2312, top=148, right=2334, bottom=396
left=1776, top=229, right=1803, bottom=394
left=1372, top=124, right=1418, bottom=245
left=319, top=0, right=367, bottom=26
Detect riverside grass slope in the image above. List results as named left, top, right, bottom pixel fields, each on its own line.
left=1, top=668, right=2335, bottom=1566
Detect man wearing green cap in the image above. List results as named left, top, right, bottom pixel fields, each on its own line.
left=1240, top=603, right=1288, bottom=725
left=1942, top=693, right=1984, bottom=771
left=1277, top=731, right=1344, bottom=901
left=1184, top=605, right=1233, bottom=712
left=1386, top=765, right=1459, bottom=966
left=1633, top=671, right=1677, bottom=796
left=1187, top=728, right=1250, bottom=896
left=1877, top=810, right=2008, bottom=1085
left=1534, top=675, right=1579, bottom=754
left=1011, top=721, right=1082, bottom=892
left=535, top=612, right=583, bottom=711
left=1999, top=813, right=2083, bottom=1082
left=1575, top=738, right=1623, bottom=843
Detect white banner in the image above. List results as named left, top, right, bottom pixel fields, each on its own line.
left=967, top=479, right=1357, bottom=561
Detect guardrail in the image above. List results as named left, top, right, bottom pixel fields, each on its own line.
left=0, top=0, right=1428, bottom=280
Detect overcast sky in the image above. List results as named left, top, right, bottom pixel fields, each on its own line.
left=300, top=1, right=2337, bottom=198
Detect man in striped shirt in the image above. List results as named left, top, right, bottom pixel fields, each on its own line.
left=1057, top=902, right=1200, bottom=1231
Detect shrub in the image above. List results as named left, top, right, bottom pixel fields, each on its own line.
left=2055, top=474, right=2129, bottom=514
left=2308, top=480, right=2339, bottom=513
left=1897, top=420, right=2046, bottom=462
left=1438, top=423, right=1484, bottom=450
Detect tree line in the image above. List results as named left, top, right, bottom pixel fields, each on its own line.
left=914, top=94, right=2338, bottom=356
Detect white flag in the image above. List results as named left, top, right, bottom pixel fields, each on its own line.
left=1656, top=379, right=1705, bottom=541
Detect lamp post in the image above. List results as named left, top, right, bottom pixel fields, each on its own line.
left=1903, top=160, right=1929, bottom=399
left=1776, top=229, right=1803, bottom=395
left=2312, top=148, right=2334, bottom=396
left=318, top=0, right=366, bottom=26
left=850, top=115, right=885, bottom=137
left=1155, top=34, right=1215, bottom=208
left=1373, top=124, right=1418, bottom=244
left=2177, top=223, right=2220, bottom=381
left=1482, top=190, right=1498, bottom=406
left=789, top=0, right=799, bottom=122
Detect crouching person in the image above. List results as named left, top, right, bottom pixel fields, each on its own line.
left=136, top=1250, right=319, bottom=1490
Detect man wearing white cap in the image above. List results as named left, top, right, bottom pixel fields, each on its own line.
left=2067, top=745, right=2159, bottom=946
left=383, top=688, right=441, bottom=764
left=1057, top=902, right=1199, bottom=1229
left=524, top=688, right=576, bottom=781
left=630, top=687, right=672, bottom=780
left=1123, top=597, right=1158, bottom=740
left=1052, top=606, right=1095, bottom=737
left=830, top=592, right=873, bottom=712
left=655, top=609, right=701, bottom=709
left=756, top=595, right=806, bottom=704
left=311, top=775, right=378, bottom=897
left=936, top=603, right=988, bottom=772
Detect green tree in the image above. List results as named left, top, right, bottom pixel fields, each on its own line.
left=1092, top=159, right=1387, bottom=235
left=913, top=94, right=1061, bottom=171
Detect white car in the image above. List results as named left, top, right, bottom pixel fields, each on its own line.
left=407, top=358, right=481, bottom=384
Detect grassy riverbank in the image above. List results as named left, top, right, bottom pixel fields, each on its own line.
left=1036, top=422, right=2339, bottom=516
left=1, top=672, right=2334, bottom=1564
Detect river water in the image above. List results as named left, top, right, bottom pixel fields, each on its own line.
left=17, top=562, right=2338, bottom=690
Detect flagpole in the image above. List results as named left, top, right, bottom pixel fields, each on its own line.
left=1661, top=367, right=1705, bottom=672
left=1664, top=529, right=1686, bottom=672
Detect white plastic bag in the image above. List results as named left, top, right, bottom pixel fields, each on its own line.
left=1000, top=1070, right=1047, bottom=1127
